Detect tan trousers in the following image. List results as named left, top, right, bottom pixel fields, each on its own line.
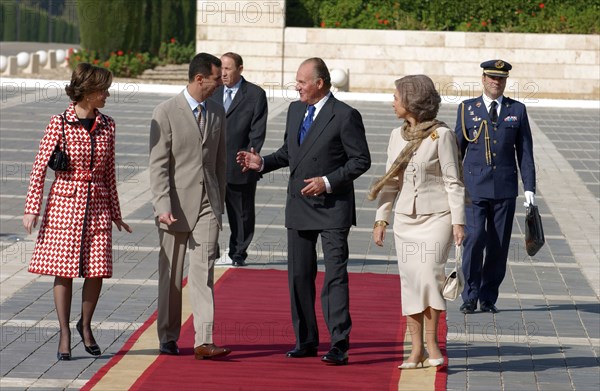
left=157, top=190, right=219, bottom=348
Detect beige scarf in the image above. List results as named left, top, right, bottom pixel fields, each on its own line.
left=368, top=119, right=448, bottom=201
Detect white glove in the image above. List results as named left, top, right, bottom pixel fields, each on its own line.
left=524, top=191, right=535, bottom=207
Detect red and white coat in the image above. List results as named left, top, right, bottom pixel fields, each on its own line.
left=25, top=103, right=122, bottom=278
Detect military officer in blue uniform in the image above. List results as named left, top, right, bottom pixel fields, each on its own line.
left=455, top=59, right=536, bottom=314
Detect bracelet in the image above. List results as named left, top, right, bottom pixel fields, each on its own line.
left=373, top=220, right=389, bottom=228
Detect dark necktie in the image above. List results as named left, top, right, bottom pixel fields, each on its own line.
left=299, top=105, right=316, bottom=144
left=224, top=89, right=233, bottom=112
left=489, top=101, right=498, bottom=124
left=196, top=104, right=205, bottom=138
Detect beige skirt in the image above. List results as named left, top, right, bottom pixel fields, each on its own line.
left=393, top=211, right=453, bottom=316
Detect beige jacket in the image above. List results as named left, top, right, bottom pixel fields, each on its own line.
left=149, top=91, right=227, bottom=232
left=375, top=126, right=465, bottom=225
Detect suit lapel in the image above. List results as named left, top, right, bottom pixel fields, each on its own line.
left=203, top=101, right=224, bottom=145
left=291, top=97, right=336, bottom=171
left=175, top=92, right=202, bottom=140
left=498, top=96, right=511, bottom=125
left=226, top=79, right=245, bottom=116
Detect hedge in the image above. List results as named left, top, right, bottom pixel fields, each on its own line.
left=0, top=0, right=78, bottom=43
left=287, top=0, right=599, bottom=34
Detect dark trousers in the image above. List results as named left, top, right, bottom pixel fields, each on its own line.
left=225, top=182, right=257, bottom=261
left=287, top=228, right=351, bottom=351
left=461, top=197, right=516, bottom=304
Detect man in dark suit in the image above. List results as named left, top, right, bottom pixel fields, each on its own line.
left=455, top=59, right=537, bottom=314
left=237, top=58, right=371, bottom=365
left=210, top=52, right=268, bottom=267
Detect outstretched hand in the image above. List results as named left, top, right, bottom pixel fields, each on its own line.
left=236, top=147, right=262, bottom=172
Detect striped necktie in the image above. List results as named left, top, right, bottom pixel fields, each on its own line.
left=196, top=104, right=205, bottom=137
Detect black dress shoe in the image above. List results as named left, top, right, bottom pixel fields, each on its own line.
left=286, top=346, right=318, bottom=358
left=232, top=259, right=247, bottom=267
left=460, top=300, right=477, bottom=314
left=56, top=351, right=71, bottom=361
left=321, top=347, right=348, bottom=365
left=159, top=341, right=180, bottom=355
left=480, top=301, right=499, bottom=313
left=76, top=319, right=101, bottom=356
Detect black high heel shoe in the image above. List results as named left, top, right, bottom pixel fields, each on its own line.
left=56, top=351, right=71, bottom=361
left=76, top=319, right=101, bottom=356
left=57, top=330, right=71, bottom=361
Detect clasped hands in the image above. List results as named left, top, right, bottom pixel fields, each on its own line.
left=236, top=148, right=325, bottom=196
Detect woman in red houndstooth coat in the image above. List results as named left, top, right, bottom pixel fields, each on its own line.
left=23, top=63, right=131, bottom=361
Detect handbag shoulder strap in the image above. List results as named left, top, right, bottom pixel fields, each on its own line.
left=60, top=111, right=67, bottom=152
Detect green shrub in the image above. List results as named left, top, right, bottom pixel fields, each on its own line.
left=68, top=49, right=156, bottom=78
left=157, top=39, right=195, bottom=65
left=287, top=0, right=600, bottom=34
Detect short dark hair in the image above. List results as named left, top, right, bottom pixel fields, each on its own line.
left=222, top=52, right=243, bottom=68
left=188, top=52, right=221, bottom=82
left=65, top=63, right=112, bottom=102
left=394, top=75, right=441, bottom=122
left=301, top=57, right=331, bottom=89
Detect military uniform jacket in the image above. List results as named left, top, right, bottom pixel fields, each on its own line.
left=455, top=95, right=536, bottom=201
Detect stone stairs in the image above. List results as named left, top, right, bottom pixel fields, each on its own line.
left=137, top=64, right=188, bottom=84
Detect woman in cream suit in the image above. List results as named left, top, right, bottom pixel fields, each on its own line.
left=369, top=75, right=465, bottom=369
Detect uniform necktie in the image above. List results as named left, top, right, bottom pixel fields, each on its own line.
left=299, top=105, right=316, bottom=144
left=196, top=104, right=205, bottom=137
left=224, top=89, right=233, bottom=112
left=489, top=100, right=498, bottom=124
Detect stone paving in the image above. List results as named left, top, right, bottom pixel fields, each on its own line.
left=0, top=81, right=598, bottom=390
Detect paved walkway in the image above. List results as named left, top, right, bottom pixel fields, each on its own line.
left=0, top=79, right=598, bottom=390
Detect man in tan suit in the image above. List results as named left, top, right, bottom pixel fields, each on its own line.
left=149, top=52, right=231, bottom=360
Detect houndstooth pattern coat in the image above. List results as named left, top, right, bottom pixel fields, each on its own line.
left=24, top=103, right=122, bottom=278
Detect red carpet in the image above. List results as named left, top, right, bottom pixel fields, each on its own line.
left=84, top=269, right=449, bottom=390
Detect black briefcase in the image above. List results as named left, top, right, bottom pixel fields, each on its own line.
left=525, top=205, right=545, bottom=256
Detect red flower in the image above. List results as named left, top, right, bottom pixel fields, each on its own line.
left=532, top=11, right=536, bottom=16
left=75, top=55, right=80, bottom=61
left=481, top=21, right=487, bottom=27
left=335, top=21, right=340, bottom=27
left=516, top=9, right=522, bottom=15
left=104, top=61, right=110, bottom=68
left=539, top=3, right=545, bottom=9
left=383, top=19, right=389, bottom=25
left=93, top=59, right=99, bottom=65
left=170, top=37, right=176, bottom=43
left=466, top=22, right=472, bottom=28
left=378, top=19, right=383, bottom=24
left=117, top=50, right=124, bottom=56
left=320, top=21, right=326, bottom=27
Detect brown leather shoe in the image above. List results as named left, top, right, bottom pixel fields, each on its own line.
left=194, top=343, right=231, bottom=360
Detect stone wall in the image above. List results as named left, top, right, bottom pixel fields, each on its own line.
left=196, top=0, right=599, bottom=100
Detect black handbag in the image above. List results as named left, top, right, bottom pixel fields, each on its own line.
left=48, top=115, right=70, bottom=171
left=525, top=205, right=545, bottom=256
